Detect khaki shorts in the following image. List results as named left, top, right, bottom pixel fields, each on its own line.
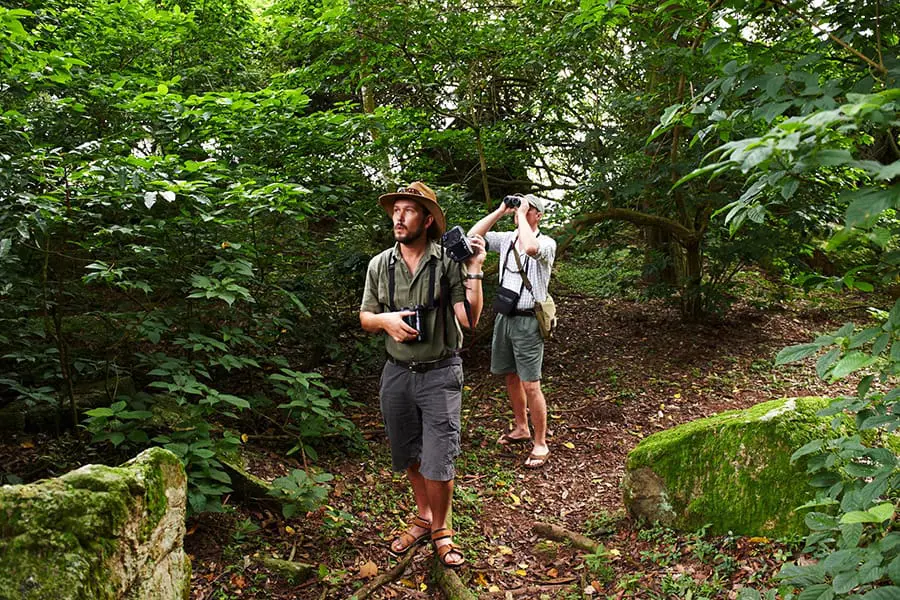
left=490, top=314, right=544, bottom=382
left=379, top=358, right=463, bottom=481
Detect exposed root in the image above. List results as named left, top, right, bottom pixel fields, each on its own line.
left=532, top=521, right=601, bottom=553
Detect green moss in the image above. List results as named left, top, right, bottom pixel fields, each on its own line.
left=626, top=397, right=834, bottom=537
left=0, top=447, right=185, bottom=599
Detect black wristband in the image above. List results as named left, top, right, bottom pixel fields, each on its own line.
left=465, top=273, right=484, bottom=280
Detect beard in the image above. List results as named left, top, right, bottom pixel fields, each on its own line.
left=394, top=222, right=427, bottom=244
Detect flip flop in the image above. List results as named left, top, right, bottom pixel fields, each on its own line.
left=498, top=432, right=532, bottom=445
left=388, top=515, right=431, bottom=556
left=525, top=451, right=550, bottom=469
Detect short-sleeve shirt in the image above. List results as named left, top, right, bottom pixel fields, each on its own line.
left=360, top=241, right=468, bottom=362
left=485, top=230, right=556, bottom=311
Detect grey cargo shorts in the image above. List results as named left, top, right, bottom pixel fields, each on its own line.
left=379, top=357, right=464, bottom=481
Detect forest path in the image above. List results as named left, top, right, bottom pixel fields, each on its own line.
left=188, top=294, right=861, bottom=599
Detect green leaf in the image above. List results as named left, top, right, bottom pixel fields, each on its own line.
left=832, top=570, right=859, bottom=594
left=219, top=394, right=250, bottom=409
left=796, top=584, right=833, bottom=600
left=816, top=348, right=841, bottom=379
left=816, top=149, right=853, bottom=166
left=849, top=327, right=881, bottom=349
left=85, top=407, right=115, bottom=417
left=791, top=439, right=824, bottom=462
left=887, top=555, right=900, bottom=584
left=830, top=352, right=875, bottom=380
left=869, top=502, right=895, bottom=522
left=823, top=549, right=859, bottom=575
left=806, top=512, right=838, bottom=530
left=776, top=343, right=821, bottom=365
left=861, top=587, right=900, bottom=600
left=841, top=510, right=880, bottom=524
left=845, top=188, right=900, bottom=228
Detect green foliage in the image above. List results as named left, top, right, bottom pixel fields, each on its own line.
left=268, top=368, right=362, bottom=460
left=684, top=3, right=900, bottom=594
left=555, top=247, right=642, bottom=299
left=268, top=468, right=334, bottom=518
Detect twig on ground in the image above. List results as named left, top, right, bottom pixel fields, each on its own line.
left=346, top=547, right=418, bottom=600
left=532, top=521, right=601, bottom=553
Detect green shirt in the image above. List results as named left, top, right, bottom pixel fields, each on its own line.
left=360, top=241, right=468, bottom=362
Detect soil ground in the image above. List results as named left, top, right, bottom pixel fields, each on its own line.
left=1, top=291, right=867, bottom=599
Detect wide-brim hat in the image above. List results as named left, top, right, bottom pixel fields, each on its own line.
left=378, top=181, right=446, bottom=239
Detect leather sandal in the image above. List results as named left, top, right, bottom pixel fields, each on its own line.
left=388, top=515, right=431, bottom=556
left=431, top=527, right=466, bottom=568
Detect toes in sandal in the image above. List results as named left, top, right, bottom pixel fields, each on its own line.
left=431, top=527, right=466, bottom=568
left=388, top=515, right=431, bottom=556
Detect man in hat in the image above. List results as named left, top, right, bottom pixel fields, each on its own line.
left=359, top=181, right=486, bottom=568
left=469, top=194, right=555, bottom=469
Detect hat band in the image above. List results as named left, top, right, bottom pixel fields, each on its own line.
left=396, top=186, right=425, bottom=197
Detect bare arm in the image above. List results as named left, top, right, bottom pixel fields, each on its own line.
left=468, top=204, right=513, bottom=238
left=359, top=310, right=418, bottom=343
left=452, top=235, right=486, bottom=329
left=516, top=202, right=540, bottom=256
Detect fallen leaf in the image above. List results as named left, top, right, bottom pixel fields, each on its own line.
left=497, top=545, right=514, bottom=556
left=240, top=433, right=249, bottom=443
left=514, top=568, right=527, bottom=576
left=20, top=440, right=34, bottom=449
left=488, top=585, right=501, bottom=593
left=509, top=493, right=521, bottom=506
left=284, top=526, right=295, bottom=535
left=563, top=441, right=575, bottom=449
left=748, top=536, right=770, bottom=544
left=475, top=573, right=489, bottom=586
left=359, top=560, right=378, bottom=579
left=547, top=567, right=559, bottom=577
left=230, top=573, right=247, bottom=588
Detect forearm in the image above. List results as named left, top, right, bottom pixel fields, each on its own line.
left=468, top=207, right=505, bottom=237
left=517, top=218, right=539, bottom=255
left=454, top=281, right=483, bottom=329
left=359, top=311, right=386, bottom=334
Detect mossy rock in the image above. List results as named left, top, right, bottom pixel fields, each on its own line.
left=0, top=447, right=189, bottom=600
left=622, top=397, right=836, bottom=537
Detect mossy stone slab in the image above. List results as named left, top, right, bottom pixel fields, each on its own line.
left=622, top=397, right=834, bottom=537
left=0, top=447, right=189, bottom=600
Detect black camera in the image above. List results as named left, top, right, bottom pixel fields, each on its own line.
left=401, top=305, right=426, bottom=343
left=441, top=225, right=474, bottom=262
left=503, top=194, right=523, bottom=208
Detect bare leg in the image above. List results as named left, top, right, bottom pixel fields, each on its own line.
left=522, top=380, right=549, bottom=466
left=425, top=477, right=463, bottom=566
left=390, top=463, right=432, bottom=553
left=497, top=372, right=531, bottom=443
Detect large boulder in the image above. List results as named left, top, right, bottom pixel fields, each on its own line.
left=622, top=397, right=834, bottom=537
left=0, top=447, right=190, bottom=600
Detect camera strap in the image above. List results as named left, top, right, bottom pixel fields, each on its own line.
left=388, top=250, right=470, bottom=350
left=511, top=245, right=536, bottom=301
left=499, top=237, right=527, bottom=299
left=387, top=253, right=437, bottom=312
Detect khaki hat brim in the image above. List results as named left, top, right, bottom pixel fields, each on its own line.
left=378, top=193, right=446, bottom=238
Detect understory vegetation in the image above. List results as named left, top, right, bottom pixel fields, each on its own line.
left=1, top=0, right=898, bottom=598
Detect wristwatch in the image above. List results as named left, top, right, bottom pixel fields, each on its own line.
left=465, top=272, right=484, bottom=280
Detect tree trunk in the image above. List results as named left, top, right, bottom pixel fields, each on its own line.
left=674, top=241, right=703, bottom=321
left=642, top=226, right=677, bottom=285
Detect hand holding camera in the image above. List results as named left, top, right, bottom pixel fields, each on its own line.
left=442, top=226, right=486, bottom=267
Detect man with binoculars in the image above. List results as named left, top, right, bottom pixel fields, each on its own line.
left=359, top=181, right=486, bottom=568
left=469, top=193, right=556, bottom=469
